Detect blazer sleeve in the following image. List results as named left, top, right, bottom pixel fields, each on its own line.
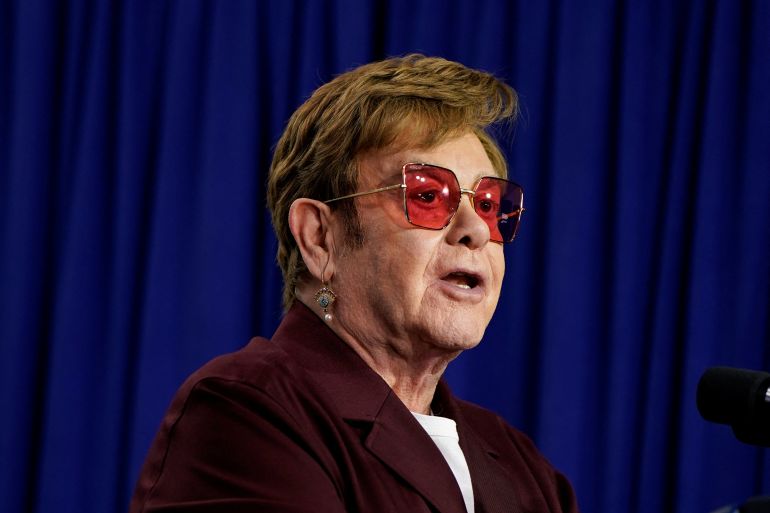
left=130, top=377, right=347, bottom=513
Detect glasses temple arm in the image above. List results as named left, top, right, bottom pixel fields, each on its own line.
left=324, top=184, right=404, bottom=204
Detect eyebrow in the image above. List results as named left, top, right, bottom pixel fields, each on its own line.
left=400, top=161, right=493, bottom=182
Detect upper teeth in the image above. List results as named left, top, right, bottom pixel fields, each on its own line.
left=446, top=273, right=475, bottom=288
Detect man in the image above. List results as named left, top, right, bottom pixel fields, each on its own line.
left=130, top=54, right=578, bottom=513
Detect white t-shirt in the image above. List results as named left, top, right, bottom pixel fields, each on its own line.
left=412, top=412, right=474, bottom=513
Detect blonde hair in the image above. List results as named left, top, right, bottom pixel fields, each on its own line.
left=267, top=54, right=519, bottom=310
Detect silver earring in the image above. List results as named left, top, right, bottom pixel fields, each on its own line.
left=314, top=283, right=336, bottom=322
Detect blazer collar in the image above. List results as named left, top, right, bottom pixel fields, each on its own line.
left=437, top=382, right=523, bottom=513
left=270, top=302, right=467, bottom=513
left=270, top=301, right=391, bottom=420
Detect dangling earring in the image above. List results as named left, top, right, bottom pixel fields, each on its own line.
left=314, top=283, right=336, bottom=322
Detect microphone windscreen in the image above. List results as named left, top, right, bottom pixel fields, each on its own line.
left=696, top=367, right=770, bottom=425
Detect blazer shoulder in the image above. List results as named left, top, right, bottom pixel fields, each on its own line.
left=167, top=336, right=315, bottom=423
left=184, top=336, right=293, bottom=388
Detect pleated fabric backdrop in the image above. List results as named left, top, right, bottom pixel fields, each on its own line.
left=1, top=1, right=769, bottom=512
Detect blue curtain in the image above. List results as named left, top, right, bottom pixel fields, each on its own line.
left=1, top=1, right=768, bottom=512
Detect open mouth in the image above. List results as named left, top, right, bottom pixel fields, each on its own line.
left=442, top=271, right=481, bottom=290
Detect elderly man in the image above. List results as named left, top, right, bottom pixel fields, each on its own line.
left=131, top=55, right=578, bottom=513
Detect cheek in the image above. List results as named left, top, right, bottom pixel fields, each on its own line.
left=340, top=243, right=409, bottom=301
left=379, top=241, right=442, bottom=313
left=487, top=250, right=506, bottom=301
left=490, top=246, right=505, bottom=278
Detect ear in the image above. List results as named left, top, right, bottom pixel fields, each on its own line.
left=288, top=198, right=338, bottom=282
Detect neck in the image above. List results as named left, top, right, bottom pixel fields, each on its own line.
left=295, top=291, right=458, bottom=414
left=355, top=348, right=453, bottom=414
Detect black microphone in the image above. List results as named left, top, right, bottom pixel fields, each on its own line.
left=696, top=367, right=770, bottom=447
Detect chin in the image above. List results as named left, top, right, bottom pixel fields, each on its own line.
left=425, top=317, right=487, bottom=351
left=414, top=294, right=495, bottom=350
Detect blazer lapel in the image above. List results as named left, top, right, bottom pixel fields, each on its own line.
left=433, top=381, right=522, bottom=513
left=459, top=423, right=522, bottom=513
left=363, top=391, right=468, bottom=513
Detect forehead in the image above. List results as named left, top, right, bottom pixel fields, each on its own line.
left=359, top=132, right=497, bottom=185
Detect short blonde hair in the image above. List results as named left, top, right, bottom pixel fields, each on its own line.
left=267, top=54, right=518, bottom=310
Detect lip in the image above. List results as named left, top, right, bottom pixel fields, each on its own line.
left=435, top=268, right=487, bottom=303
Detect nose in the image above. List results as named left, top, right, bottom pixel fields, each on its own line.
left=445, top=192, right=491, bottom=249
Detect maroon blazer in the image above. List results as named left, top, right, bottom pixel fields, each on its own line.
left=130, top=303, right=578, bottom=513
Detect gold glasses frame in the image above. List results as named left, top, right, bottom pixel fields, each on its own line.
left=324, top=163, right=525, bottom=243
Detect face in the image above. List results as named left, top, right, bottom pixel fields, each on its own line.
left=329, top=132, right=506, bottom=357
